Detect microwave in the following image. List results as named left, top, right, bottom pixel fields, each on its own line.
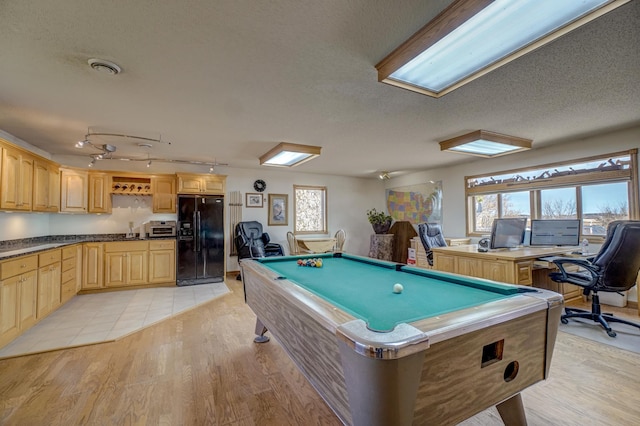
left=145, top=220, right=176, bottom=238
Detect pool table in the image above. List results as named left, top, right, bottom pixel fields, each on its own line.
left=240, top=253, right=563, bottom=426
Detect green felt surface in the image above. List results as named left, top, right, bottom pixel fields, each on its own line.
left=259, top=254, right=518, bottom=332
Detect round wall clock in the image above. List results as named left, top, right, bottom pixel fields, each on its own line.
left=253, top=179, right=267, bottom=192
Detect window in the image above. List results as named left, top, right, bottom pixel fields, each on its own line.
left=465, top=149, right=638, bottom=241
left=540, top=187, right=577, bottom=219
left=473, top=191, right=530, bottom=233
left=293, top=185, right=327, bottom=234
left=581, top=182, right=629, bottom=236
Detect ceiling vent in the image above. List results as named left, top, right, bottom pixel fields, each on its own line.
left=88, top=58, right=122, bottom=75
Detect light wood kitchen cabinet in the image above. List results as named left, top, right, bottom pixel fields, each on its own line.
left=60, top=168, right=88, bottom=213
left=82, top=243, right=104, bottom=289
left=61, top=245, right=81, bottom=303
left=0, top=254, right=38, bottom=347
left=88, top=172, right=112, bottom=213
left=33, top=159, right=60, bottom=212
left=104, top=241, right=148, bottom=288
left=176, top=173, right=225, bottom=194
left=37, top=249, right=62, bottom=319
left=1, top=146, right=34, bottom=211
left=148, top=240, right=176, bottom=284
left=152, top=175, right=176, bottom=213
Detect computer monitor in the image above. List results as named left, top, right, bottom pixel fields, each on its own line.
left=529, top=219, right=581, bottom=246
left=490, top=218, right=527, bottom=249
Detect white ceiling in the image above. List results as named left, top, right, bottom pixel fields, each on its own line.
left=0, top=0, right=638, bottom=178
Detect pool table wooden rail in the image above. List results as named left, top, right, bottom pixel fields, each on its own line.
left=242, top=260, right=353, bottom=423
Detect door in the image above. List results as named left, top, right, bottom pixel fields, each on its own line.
left=196, top=195, right=224, bottom=282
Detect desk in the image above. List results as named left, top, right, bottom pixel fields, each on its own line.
left=241, top=253, right=563, bottom=426
left=410, top=236, right=473, bottom=268
left=431, top=245, right=576, bottom=286
left=296, top=237, right=336, bottom=253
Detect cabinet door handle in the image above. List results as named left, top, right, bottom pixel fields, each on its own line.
left=21, top=264, right=26, bottom=268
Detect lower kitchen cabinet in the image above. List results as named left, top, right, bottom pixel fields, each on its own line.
left=61, top=244, right=81, bottom=303
left=83, top=243, right=104, bottom=290
left=104, top=241, right=148, bottom=288
left=37, top=249, right=62, bottom=319
left=149, top=240, right=176, bottom=284
left=1, top=239, right=177, bottom=349
left=0, top=254, right=38, bottom=347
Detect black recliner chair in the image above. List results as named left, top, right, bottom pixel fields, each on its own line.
left=549, top=220, right=640, bottom=337
left=418, top=223, right=447, bottom=266
left=235, top=221, right=284, bottom=260
left=235, top=221, right=284, bottom=282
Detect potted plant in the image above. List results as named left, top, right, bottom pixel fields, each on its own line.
left=367, top=208, right=393, bottom=234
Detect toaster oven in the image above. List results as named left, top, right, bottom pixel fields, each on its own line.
left=145, top=220, right=176, bottom=237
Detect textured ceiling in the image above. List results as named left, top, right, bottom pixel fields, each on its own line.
left=0, top=0, right=638, bottom=178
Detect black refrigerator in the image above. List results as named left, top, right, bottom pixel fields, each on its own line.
left=176, top=195, right=225, bottom=286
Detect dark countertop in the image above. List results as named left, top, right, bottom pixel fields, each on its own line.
left=0, top=235, right=177, bottom=260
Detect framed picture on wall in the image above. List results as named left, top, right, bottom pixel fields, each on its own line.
left=246, top=193, right=263, bottom=208
left=268, top=194, right=288, bottom=226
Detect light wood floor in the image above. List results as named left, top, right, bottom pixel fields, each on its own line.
left=1, top=280, right=639, bottom=425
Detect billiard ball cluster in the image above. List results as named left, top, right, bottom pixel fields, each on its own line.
left=297, top=258, right=323, bottom=268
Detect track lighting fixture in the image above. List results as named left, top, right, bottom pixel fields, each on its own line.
left=73, top=128, right=228, bottom=172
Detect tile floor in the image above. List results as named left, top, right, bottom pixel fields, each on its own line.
left=0, top=281, right=230, bottom=359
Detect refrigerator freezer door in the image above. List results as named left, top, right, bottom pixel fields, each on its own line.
left=195, top=196, right=225, bottom=282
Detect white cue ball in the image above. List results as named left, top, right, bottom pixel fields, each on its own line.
left=393, top=283, right=404, bottom=294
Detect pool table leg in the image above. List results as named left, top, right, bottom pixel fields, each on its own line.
left=253, top=318, right=270, bottom=343
left=496, top=393, right=527, bottom=426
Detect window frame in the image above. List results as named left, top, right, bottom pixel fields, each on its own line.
left=465, top=149, right=638, bottom=242
left=293, top=184, right=328, bottom=235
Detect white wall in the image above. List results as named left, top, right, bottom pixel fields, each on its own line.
left=224, top=168, right=384, bottom=271
left=1, top=142, right=385, bottom=271
left=49, top=196, right=177, bottom=235
left=388, top=125, right=640, bottom=302
left=0, top=213, right=50, bottom=240
left=2, top=127, right=637, bottom=300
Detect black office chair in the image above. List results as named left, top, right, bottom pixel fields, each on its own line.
left=418, top=223, right=447, bottom=266
left=235, top=221, right=284, bottom=259
left=549, top=220, right=640, bottom=337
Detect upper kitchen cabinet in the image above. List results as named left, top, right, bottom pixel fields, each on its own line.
left=177, top=173, right=226, bottom=195
left=33, top=159, right=60, bottom=212
left=60, top=168, right=88, bottom=213
left=1, top=145, right=34, bottom=211
left=151, top=175, right=176, bottom=213
left=88, top=172, right=112, bottom=214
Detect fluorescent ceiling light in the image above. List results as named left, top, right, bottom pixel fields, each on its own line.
left=260, top=142, right=321, bottom=167
left=376, top=0, right=629, bottom=98
left=440, top=130, right=532, bottom=158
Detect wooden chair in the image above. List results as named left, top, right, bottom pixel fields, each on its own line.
left=286, top=231, right=298, bottom=255
left=334, top=229, right=346, bottom=252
